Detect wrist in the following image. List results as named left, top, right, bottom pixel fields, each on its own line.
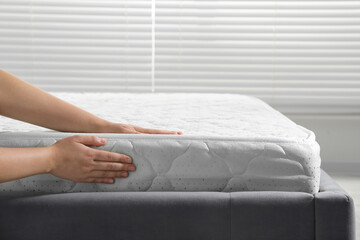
left=95, top=120, right=121, bottom=133
left=44, top=145, right=58, bottom=174
left=90, top=118, right=114, bottom=133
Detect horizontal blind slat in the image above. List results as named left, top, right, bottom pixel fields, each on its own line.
left=0, top=14, right=151, bottom=24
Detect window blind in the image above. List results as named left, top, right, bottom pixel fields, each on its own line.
left=0, top=0, right=152, bottom=91
left=155, top=0, right=360, bottom=115
left=0, top=0, right=359, bottom=115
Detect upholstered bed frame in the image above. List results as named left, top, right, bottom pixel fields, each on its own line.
left=0, top=93, right=355, bottom=239
left=0, top=169, right=355, bottom=240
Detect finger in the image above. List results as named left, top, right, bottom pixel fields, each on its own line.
left=120, top=126, right=141, bottom=134
left=85, top=178, right=115, bottom=184
left=129, top=130, right=141, bottom=134
left=132, top=126, right=179, bottom=135
left=93, top=162, right=136, bottom=171
left=73, top=135, right=106, bottom=147
left=94, top=149, right=132, bottom=163
left=123, top=129, right=140, bottom=134
left=89, top=170, right=129, bottom=178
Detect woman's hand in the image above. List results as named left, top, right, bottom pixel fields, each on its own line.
left=48, top=135, right=135, bottom=184
left=101, top=122, right=183, bottom=135
left=0, top=70, right=184, bottom=135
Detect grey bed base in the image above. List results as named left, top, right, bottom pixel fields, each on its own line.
left=0, top=170, right=355, bottom=240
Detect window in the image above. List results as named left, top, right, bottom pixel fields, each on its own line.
left=1, top=0, right=359, bottom=115
left=0, top=0, right=152, bottom=91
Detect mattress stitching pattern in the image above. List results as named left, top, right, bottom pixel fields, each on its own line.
left=0, top=93, right=321, bottom=194
left=0, top=136, right=321, bottom=194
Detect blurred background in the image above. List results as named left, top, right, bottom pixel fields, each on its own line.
left=0, top=1, right=359, bottom=173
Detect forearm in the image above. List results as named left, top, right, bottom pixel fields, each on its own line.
left=0, top=70, right=109, bottom=132
left=0, top=147, right=53, bottom=183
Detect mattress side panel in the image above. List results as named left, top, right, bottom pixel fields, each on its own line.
left=0, top=135, right=321, bottom=194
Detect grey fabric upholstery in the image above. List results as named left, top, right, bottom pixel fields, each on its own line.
left=0, top=170, right=355, bottom=240
left=231, top=192, right=315, bottom=240
left=0, top=192, right=230, bottom=240
left=315, top=171, right=356, bottom=240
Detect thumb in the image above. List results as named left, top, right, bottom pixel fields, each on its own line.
left=73, top=135, right=106, bottom=147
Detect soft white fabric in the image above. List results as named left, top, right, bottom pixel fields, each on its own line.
left=0, top=93, right=321, bottom=194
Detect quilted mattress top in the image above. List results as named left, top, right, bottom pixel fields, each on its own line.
left=0, top=93, right=313, bottom=142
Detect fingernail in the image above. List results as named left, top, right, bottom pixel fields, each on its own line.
left=121, top=172, right=128, bottom=177
left=128, top=166, right=135, bottom=171
left=99, top=138, right=106, bottom=144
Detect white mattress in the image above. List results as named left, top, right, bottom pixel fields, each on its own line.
left=0, top=93, right=321, bottom=194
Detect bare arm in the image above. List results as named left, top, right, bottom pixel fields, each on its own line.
left=0, top=69, right=182, bottom=134
left=0, top=70, right=179, bottom=183
left=0, top=146, right=52, bottom=183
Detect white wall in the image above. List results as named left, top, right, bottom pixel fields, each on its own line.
left=288, top=115, right=360, bottom=175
